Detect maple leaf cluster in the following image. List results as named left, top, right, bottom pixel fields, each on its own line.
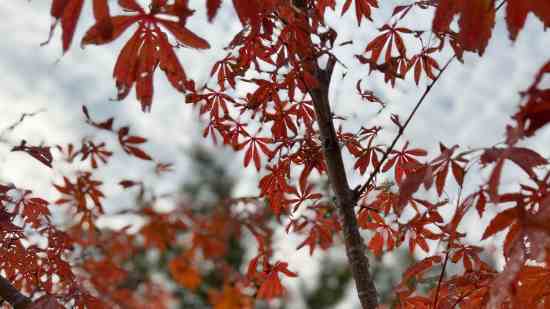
left=1, top=0, right=550, bottom=308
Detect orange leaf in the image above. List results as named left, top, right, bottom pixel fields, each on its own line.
left=169, top=258, right=201, bottom=290
left=256, top=262, right=297, bottom=299
left=209, top=284, right=252, bottom=309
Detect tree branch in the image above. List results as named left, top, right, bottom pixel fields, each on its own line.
left=307, top=56, right=378, bottom=309
left=356, top=55, right=456, bottom=198
left=0, top=275, right=31, bottom=309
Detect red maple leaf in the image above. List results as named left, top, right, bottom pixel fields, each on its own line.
left=81, top=0, right=209, bottom=111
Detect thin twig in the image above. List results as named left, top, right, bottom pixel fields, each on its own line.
left=0, top=109, right=46, bottom=141
left=496, top=0, right=507, bottom=12
left=433, top=189, right=461, bottom=308
left=356, top=55, right=456, bottom=198
left=432, top=247, right=450, bottom=308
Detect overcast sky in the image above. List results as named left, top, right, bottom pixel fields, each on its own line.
left=1, top=1, right=549, bottom=308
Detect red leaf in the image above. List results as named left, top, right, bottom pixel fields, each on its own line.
left=402, top=256, right=442, bottom=283
left=50, top=0, right=70, bottom=18
left=487, top=158, right=504, bottom=200
left=341, top=0, right=379, bottom=25
left=506, top=0, right=550, bottom=41
left=481, top=147, right=547, bottom=179
left=506, top=0, right=529, bottom=41
left=207, top=0, right=223, bottom=22
left=11, top=141, right=53, bottom=168
left=297, top=230, right=318, bottom=255
left=160, top=20, right=210, bottom=49
left=506, top=148, right=548, bottom=177
left=368, top=232, right=384, bottom=256
left=118, top=0, right=143, bottom=12
left=414, top=59, right=422, bottom=85
left=92, top=0, right=112, bottom=37
left=125, top=136, right=147, bottom=144
left=406, top=148, right=427, bottom=156
left=398, top=165, right=431, bottom=208
left=257, top=271, right=284, bottom=299
left=503, top=222, right=521, bottom=258
left=82, top=15, right=138, bottom=46
left=433, top=0, right=495, bottom=55
left=451, top=161, right=465, bottom=186
left=136, top=36, right=158, bottom=112
left=113, top=31, right=141, bottom=101
left=256, top=262, right=297, bottom=299
left=232, top=0, right=260, bottom=25
left=475, top=192, right=487, bottom=217
left=119, top=180, right=138, bottom=188
left=382, top=156, right=397, bottom=172
left=158, top=32, right=189, bottom=92
left=244, top=142, right=254, bottom=168
left=60, top=0, right=85, bottom=52
left=126, top=146, right=152, bottom=161
left=481, top=207, right=519, bottom=240
left=435, top=164, right=448, bottom=196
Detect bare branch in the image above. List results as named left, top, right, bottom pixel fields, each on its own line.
left=356, top=56, right=456, bottom=198
left=299, top=32, right=378, bottom=309
left=0, top=109, right=46, bottom=143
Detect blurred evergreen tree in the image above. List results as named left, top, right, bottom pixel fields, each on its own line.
left=303, top=258, right=352, bottom=308
left=109, top=144, right=247, bottom=308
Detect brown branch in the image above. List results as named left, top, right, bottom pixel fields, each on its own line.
left=356, top=55, right=456, bottom=198
left=0, top=275, right=31, bottom=309
left=306, top=54, right=378, bottom=309
left=284, top=7, right=378, bottom=307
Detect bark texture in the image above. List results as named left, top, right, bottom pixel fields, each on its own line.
left=0, top=275, right=31, bottom=309
left=307, top=60, right=378, bottom=309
